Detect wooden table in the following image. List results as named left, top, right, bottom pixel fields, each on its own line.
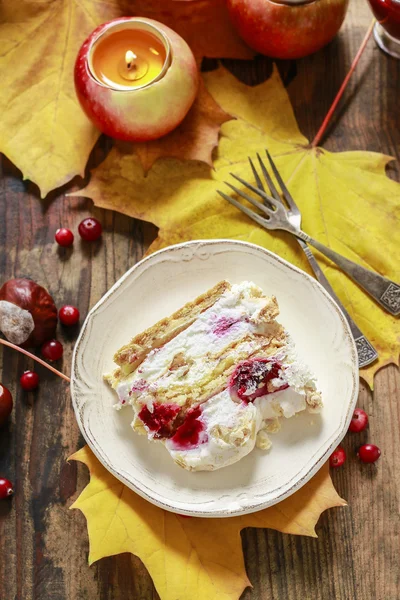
left=0, top=1, right=399, bottom=598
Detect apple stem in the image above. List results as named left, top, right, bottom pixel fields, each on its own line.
left=311, top=19, right=375, bottom=149
left=0, top=337, right=71, bottom=383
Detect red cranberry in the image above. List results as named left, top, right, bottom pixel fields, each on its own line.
left=59, top=305, right=80, bottom=326
left=358, top=444, right=381, bottom=464
left=20, top=371, right=39, bottom=391
left=55, top=228, right=74, bottom=247
left=0, top=478, right=13, bottom=499
left=41, top=339, right=63, bottom=361
left=78, top=218, right=102, bottom=241
left=349, top=408, right=369, bottom=433
left=329, top=446, right=346, bottom=468
left=0, top=384, right=13, bottom=427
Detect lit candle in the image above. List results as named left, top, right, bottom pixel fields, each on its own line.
left=89, top=23, right=170, bottom=90
left=75, top=17, right=199, bottom=142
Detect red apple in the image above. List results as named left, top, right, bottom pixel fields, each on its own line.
left=226, top=0, right=349, bottom=60
left=75, top=17, right=199, bottom=142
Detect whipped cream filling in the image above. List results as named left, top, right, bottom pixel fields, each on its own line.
left=165, top=390, right=258, bottom=471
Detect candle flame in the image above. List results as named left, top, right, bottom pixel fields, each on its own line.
left=125, top=50, right=137, bottom=70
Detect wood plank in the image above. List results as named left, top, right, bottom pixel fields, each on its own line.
left=0, top=0, right=399, bottom=598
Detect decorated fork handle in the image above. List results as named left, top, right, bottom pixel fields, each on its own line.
left=297, top=239, right=378, bottom=368
left=296, top=231, right=400, bottom=316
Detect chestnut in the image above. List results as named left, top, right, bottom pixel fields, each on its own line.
left=0, top=278, right=58, bottom=347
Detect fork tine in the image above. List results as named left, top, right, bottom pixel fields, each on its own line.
left=224, top=182, right=272, bottom=216
left=217, top=190, right=269, bottom=229
left=265, top=150, right=297, bottom=212
left=248, top=157, right=265, bottom=192
left=229, top=173, right=279, bottom=208
left=256, top=153, right=281, bottom=202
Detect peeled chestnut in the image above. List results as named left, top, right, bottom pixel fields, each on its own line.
left=0, top=278, right=58, bottom=347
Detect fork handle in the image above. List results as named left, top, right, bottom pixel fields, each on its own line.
left=298, top=232, right=400, bottom=316
left=297, top=239, right=378, bottom=368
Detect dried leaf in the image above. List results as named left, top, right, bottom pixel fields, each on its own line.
left=0, top=0, right=249, bottom=197
left=70, top=446, right=344, bottom=600
left=133, top=78, right=234, bottom=173
left=72, top=66, right=400, bottom=386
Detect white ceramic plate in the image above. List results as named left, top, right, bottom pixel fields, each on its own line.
left=71, top=240, right=358, bottom=517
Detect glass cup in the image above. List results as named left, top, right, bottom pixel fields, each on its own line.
left=367, top=0, right=400, bottom=58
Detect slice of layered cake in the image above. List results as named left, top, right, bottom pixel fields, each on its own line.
left=105, top=281, right=322, bottom=471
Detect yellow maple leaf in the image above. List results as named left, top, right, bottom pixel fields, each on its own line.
left=0, top=0, right=249, bottom=197
left=70, top=446, right=345, bottom=600
left=71, top=66, right=400, bottom=387
left=0, top=0, right=117, bottom=197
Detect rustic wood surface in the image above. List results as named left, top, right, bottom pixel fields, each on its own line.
left=0, top=0, right=399, bottom=598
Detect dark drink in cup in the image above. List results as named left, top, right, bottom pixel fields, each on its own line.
left=367, top=0, right=400, bottom=58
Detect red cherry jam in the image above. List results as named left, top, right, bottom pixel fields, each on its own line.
left=229, top=358, right=289, bottom=403
left=170, top=407, right=207, bottom=450
left=212, top=316, right=240, bottom=337
left=138, top=403, right=180, bottom=438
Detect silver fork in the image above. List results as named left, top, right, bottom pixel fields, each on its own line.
left=245, top=152, right=378, bottom=368
left=217, top=153, right=400, bottom=319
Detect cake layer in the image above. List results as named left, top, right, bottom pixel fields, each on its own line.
left=113, top=282, right=286, bottom=411
left=113, top=279, right=231, bottom=377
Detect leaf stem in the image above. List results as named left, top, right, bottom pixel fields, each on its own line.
left=0, top=337, right=71, bottom=383
left=311, top=19, right=375, bottom=148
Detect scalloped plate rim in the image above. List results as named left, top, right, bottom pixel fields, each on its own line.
left=70, top=239, right=358, bottom=517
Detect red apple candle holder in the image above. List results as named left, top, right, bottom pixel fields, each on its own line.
left=226, top=0, right=349, bottom=60
left=75, top=17, right=199, bottom=142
